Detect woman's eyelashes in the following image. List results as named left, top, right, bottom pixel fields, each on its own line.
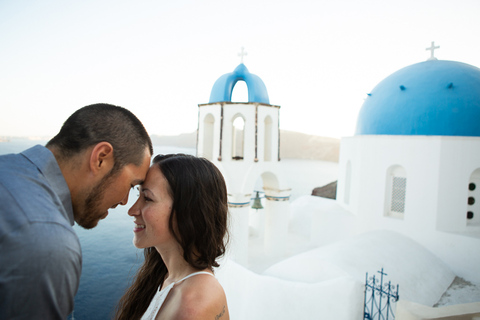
left=136, top=187, right=152, bottom=202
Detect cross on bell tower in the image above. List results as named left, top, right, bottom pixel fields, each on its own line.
left=426, top=41, right=440, bottom=61
left=238, top=47, right=247, bottom=63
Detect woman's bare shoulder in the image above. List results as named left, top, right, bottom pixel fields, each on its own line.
left=173, top=273, right=229, bottom=320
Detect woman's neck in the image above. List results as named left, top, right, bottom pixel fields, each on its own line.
left=156, top=244, right=205, bottom=286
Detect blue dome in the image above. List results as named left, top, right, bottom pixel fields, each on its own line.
left=355, top=60, right=480, bottom=136
left=209, top=63, right=270, bottom=104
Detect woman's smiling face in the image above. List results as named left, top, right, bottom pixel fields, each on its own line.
left=128, top=165, right=174, bottom=250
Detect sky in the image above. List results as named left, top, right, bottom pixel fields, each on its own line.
left=1, top=0, right=479, bottom=139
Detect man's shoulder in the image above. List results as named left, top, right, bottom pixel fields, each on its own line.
left=0, top=174, right=74, bottom=238
left=0, top=144, right=53, bottom=174
left=0, top=145, right=71, bottom=223
left=0, top=150, right=28, bottom=171
left=0, top=146, right=45, bottom=182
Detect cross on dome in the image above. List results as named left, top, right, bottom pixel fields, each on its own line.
left=426, top=41, right=440, bottom=61
left=238, top=47, right=247, bottom=63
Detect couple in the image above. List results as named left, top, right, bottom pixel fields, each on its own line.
left=0, top=104, right=230, bottom=320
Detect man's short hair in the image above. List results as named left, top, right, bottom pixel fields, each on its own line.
left=47, top=103, right=153, bottom=171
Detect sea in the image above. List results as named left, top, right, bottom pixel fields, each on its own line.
left=0, top=138, right=338, bottom=320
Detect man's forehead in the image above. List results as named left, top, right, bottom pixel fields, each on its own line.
left=136, top=148, right=152, bottom=176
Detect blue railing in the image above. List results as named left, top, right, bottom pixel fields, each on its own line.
left=364, top=268, right=399, bottom=320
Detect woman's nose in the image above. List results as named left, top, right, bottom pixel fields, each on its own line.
left=128, top=198, right=140, bottom=216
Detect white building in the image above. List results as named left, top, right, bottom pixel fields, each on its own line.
left=337, top=58, right=480, bottom=284
left=210, top=54, right=480, bottom=319
left=197, top=63, right=291, bottom=265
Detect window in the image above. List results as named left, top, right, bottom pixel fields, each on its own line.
left=232, top=116, right=245, bottom=160
left=385, top=166, right=407, bottom=219
left=390, top=177, right=407, bottom=213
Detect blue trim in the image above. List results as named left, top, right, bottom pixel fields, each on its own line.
left=265, top=195, right=290, bottom=201
left=209, top=64, right=270, bottom=104
left=227, top=201, right=250, bottom=208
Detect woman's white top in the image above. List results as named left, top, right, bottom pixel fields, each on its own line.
left=140, top=271, right=214, bottom=320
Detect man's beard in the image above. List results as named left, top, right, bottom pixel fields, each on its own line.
left=76, top=168, right=118, bottom=229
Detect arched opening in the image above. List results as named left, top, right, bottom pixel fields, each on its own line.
left=232, top=115, right=245, bottom=160
left=231, top=80, right=248, bottom=102
left=249, top=171, right=283, bottom=240
left=202, top=114, right=214, bottom=160
left=467, top=168, right=480, bottom=226
left=264, top=116, right=272, bottom=161
left=384, top=165, right=407, bottom=219
left=261, top=171, right=280, bottom=191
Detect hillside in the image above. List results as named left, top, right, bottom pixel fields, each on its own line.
left=150, top=130, right=340, bottom=162
left=279, top=130, right=339, bottom=162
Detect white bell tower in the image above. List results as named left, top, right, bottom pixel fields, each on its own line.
left=197, top=59, right=291, bottom=266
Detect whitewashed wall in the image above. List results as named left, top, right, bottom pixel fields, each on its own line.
left=337, top=135, right=480, bottom=282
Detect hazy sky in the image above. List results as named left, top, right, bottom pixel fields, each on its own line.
left=1, top=0, right=479, bottom=139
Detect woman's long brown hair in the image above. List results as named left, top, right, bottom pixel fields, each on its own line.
left=114, top=154, right=229, bottom=320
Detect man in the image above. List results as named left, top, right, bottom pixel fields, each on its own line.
left=0, top=103, right=153, bottom=319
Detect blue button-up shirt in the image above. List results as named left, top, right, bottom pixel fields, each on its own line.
left=0, top=145, right=81, bottom=320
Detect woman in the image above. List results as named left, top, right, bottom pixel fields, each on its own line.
left=115, top=154, right=230, bottom=320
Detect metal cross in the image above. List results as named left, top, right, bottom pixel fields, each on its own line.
left=238, top=47, right=247, bottom=63
left=377, top=268, right=388, bottom=277
left=426, top=41, right=440, bottom=60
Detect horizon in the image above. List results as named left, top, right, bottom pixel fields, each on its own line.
left=0, top=127, right=343, bottom=141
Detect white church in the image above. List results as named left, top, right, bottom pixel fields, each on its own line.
left=196, top=62, right=291, bottom=265
left=198, top=46, right=480, bottom=320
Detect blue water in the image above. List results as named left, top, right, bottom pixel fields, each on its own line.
left=1, top=139, right=337, bottom=319
left=71, top=212, right=145, bottom=320
left=0, top=140, right=195, bottom=320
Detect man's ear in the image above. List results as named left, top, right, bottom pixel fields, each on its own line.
left=89, top=142, right=114, bottom=174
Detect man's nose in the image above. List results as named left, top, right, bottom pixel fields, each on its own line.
left=120, top=190, right=130, bottom=206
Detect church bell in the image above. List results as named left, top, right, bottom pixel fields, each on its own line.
left=251, top=191, right=263, bottom=210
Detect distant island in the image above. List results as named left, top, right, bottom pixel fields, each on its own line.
left=151, top=130, right=340, bottom=162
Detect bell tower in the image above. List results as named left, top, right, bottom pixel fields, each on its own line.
left=197, top=59, right=290, bottom=266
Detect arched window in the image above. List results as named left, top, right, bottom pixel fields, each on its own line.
left=385, top=165, right=407, bottom=219
left=202, top=114, right=214, bottom=160
left=232, top=115, right=245, bottom=160
left=344, top=161, right=352, bottom=205
left=264, top=116, right=272, bottom=161
left=467, top=169, right=480, bottom=226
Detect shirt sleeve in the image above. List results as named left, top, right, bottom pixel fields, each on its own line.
left=0, top=219, right=82, bottom=320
